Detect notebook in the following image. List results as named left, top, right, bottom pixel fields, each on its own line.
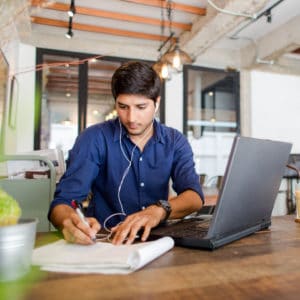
left=150, top=136, right=292, bottom=250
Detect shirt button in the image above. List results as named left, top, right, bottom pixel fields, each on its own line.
left=139, top=157, right=143, bottom=162
left=140, top=182, right=145, bottom=187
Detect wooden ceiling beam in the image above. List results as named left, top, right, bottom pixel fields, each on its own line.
left=121, top=0, right=206, bottom=15
left=31, top=0, right=192, bottom=31
left=31, top=16, right=176, bottom=42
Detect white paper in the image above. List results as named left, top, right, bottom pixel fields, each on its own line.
left=32, top=237, right=174, bottom=274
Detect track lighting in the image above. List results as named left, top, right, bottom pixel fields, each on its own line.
left=65, top=16, right=73, bottom=39
left=265, top=9, right=272, bottom=23
left=68, top=0, right=76, bottom=17
left=65, top=0, right=76, bottom=38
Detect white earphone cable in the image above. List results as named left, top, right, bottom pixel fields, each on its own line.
left=102, top=117, right=154, bottom=233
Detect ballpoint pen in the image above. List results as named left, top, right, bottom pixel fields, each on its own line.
left=71, top=199, right=97, bottom=242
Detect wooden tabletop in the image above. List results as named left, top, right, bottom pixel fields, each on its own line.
left=2, top=215, right=300, bottom=300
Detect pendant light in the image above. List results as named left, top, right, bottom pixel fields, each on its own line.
left=162, top=37, right=193, bottom=71
left=152, top=1, right=192, bottom=79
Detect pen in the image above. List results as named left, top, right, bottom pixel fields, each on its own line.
left=71, top=200, right=96, bottom=243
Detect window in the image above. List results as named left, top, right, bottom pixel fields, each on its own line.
left=35, top=49, right=164, bottom=158
left=183, top=65, right=240, bottom=182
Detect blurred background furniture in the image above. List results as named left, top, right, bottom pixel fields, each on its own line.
left=0, top=154, right=56, bottom=232
left=283, top=154, right=300, bottom=214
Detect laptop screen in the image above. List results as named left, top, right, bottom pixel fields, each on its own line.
left=208, top=136, right=292, bottom=238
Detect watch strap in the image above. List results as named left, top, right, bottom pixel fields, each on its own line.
left=155, top=200, right=172, bottom=221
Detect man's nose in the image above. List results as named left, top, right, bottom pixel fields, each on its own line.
left=127, top=109, right=136, bottom=122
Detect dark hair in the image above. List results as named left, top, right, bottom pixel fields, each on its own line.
left=111, top=61, right=161, bottom=102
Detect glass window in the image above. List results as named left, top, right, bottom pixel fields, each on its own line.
left=87, top=59, right=120, bottom=127
left=35, top=49, right=165, bottom=159
left=39, top=54, right=79, bottom=159
left=183, top=66, right=240, bottom=184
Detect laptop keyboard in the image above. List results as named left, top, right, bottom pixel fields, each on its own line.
left=151, top=218, right=211, bottom=239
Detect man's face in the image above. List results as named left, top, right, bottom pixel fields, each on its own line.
left=116, top=94, right=158, bottom=137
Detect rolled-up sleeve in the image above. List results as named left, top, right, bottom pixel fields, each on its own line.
left=171, top=132, right=204, bottom=204
left=48, top=126, right=103, bottom=219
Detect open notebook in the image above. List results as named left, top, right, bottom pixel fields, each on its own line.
left=150, top=136, right=292, bottom=250
left=32, top=237, right=174, bottom=274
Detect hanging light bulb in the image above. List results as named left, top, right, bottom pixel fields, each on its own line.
left=172, top=48, right=181, bottom=69
left=161, top=63, right=169, bottom=79
left=152, top=60, right=171, bottom=80
left=162, top=38, right=192, bottom=71
left=153, top=0, right=192, bottom=79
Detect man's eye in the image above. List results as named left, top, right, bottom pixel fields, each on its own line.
left=138, top=106, right=146, bottom=110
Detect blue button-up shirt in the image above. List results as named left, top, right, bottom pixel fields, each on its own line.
left=49, top=118, right=204, bottom=227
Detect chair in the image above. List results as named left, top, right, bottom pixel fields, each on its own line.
left=206, top=175, right=224, bottom=189
left=0, top=155, right=56, bottom=232
left=199, top=173, right=207, bottom=186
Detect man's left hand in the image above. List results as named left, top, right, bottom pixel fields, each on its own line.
left=110, top=205, right=166, bottom=245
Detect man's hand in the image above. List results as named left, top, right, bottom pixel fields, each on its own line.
left=110, top=205, right=166, bottom=245
left=50, top=204, right=101, bottom=245
left=62, top=213, right=100, bottom=245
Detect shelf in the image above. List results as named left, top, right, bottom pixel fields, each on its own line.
left=187, top=120, right=237, bottom=128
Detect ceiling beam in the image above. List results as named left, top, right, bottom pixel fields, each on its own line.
left=240, top=15, right=300, bottom=68
left=181, top=0, right=269, bottom=58
left=31, top=16, right=176, bottom=42
left=114, top=0, right=206, bottom=15
left=30, top=0, right=192, bottom=31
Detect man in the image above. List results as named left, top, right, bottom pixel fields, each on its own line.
left=49, top=61, right=204, bottom=245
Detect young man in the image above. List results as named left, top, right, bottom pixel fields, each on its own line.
left=49, top=61, right=204, bottom=245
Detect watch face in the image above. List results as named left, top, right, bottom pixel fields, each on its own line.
left=157, top=200, right=171, bottom=212
left=157, top=200, right=171, bottom=221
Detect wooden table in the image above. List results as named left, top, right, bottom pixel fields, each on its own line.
left=2, top=215, right=300, bottom=300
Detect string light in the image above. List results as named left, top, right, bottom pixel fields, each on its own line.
left=11, top=55, right=103, bottom=78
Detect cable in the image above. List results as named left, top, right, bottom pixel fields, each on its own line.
left=102, top=117, right=154, bottom=232
left=11, top=55, right=103, bottom=79
left=207, top=0, right=257, bottom=20
left=230, top=0, right=285, bottom=39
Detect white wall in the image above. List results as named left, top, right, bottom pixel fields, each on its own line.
left=3, top=43, right=300, bottom=157
left=250, top=70, right=300, bottom=153
left=3, top=42, right=36, bottom=154
left=16, top=43, right=36, bottom=152
left=165, top=72, right=183, bottom=132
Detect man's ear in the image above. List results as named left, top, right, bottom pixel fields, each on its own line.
left=155, top=97, right=161, bottom=113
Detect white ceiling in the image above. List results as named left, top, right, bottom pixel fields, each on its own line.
left=2, top=0, right=300, bottom=71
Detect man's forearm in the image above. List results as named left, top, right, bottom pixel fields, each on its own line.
left=169, top=190, right=203, bottom=219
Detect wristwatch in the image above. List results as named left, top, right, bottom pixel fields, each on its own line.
left=155, top=200, right=172, bottom=222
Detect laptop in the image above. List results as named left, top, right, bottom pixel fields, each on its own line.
left=150, top=136, right=292, bottom=250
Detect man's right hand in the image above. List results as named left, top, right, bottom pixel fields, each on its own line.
left=50, top=204, right=101, bottom=245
